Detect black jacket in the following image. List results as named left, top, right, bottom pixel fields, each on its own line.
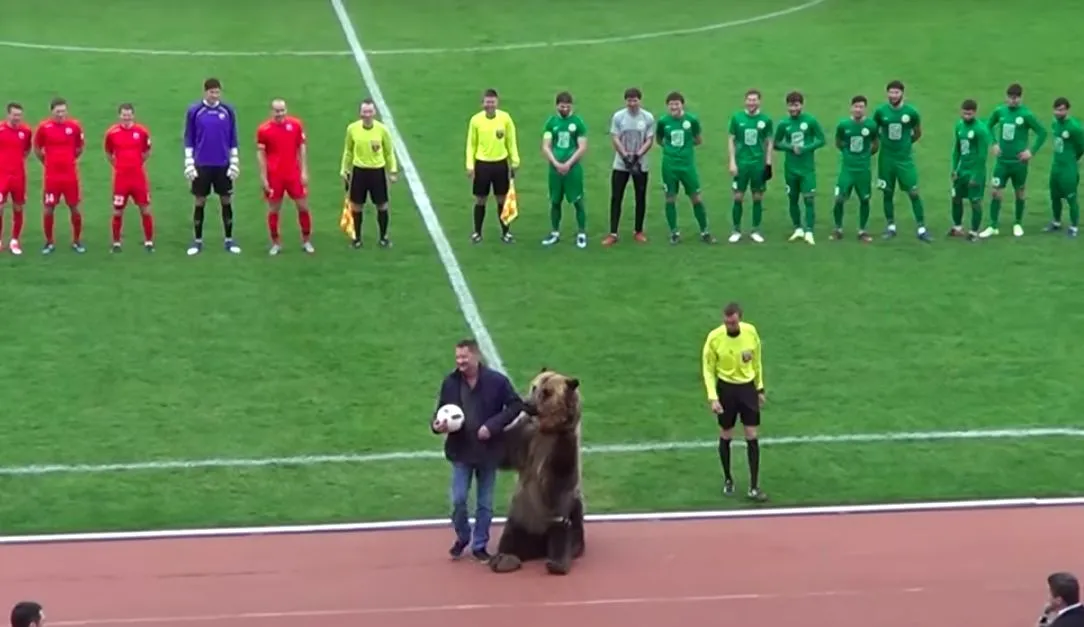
left=1051, top=606, right=1084, bottom=627
left=432, top=366, right=523, bottom=465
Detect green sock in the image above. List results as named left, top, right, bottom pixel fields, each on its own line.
left=859, top=199, right=871, bottom=230
left=787, top=194, right=801, bottom=228
left=1014, top=197, right=1026, bottom=225
left=731, top=200, right=743, bottom=230
left=665, top=201, right=678, bottom=231
left=803, top=196, right=815, bottom=231
left=1052, top=196, right=1064, bottom=223
left=693, top=202, right=708, bottom=231
left=970, top=201, right=983, bottom=231
left=1069, top=197, right=1080, bottom=227
left=751, top=199, right=764, bottom=229
left=883, top=192, right=895, bottom=225
left=951, top=200, right=964, bottom=227
left=910, top=194, right=925, bottom=225
left=833, top=200, right=844, bottom=228
left=990, top=197, right=1002, bottom=228
left=573, top=200, right=586, bottom=231
left=549, top=203, right=562, bottom=231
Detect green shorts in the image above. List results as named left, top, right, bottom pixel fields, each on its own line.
left=784, top=171, right=816, bottom=197
left=731, top=164, right=766, bottom=194
left=877, top=158, right=919, bottom=193
left=952, top=174, right=985, bottom=202
left=662, top=165, right=701, bottom=197
left=835, top=169, right=872, bottom=201
left=992, top=161, right=1028, bottom=189
left=548, top=163, right=584, bottom=204
left=1050, top=169, right=1080, bottom=200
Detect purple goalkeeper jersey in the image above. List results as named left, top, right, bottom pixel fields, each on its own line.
left=184, top=100, right=239, bottom=167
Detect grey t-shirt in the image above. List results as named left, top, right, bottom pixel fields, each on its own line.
left=610, top=107, right=656, bottom=171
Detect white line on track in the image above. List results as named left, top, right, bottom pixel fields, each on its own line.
left=0, top=0, right=826, bottom=58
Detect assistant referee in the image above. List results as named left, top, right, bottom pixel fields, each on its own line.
left=341, top=98, right=399, bottom=248
left=465, top=88, right=520, bottom=244
left=701, top=302, right=767, bottom=502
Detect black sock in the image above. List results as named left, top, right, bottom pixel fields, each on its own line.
left=193, top=205, right=205, bottom=240
left=497, top=207, right=510, bottom=236
left=221, top=202, right=234, bottom=239
left=609, top=197, right=622, bottom=234
left=718, top=438, right=732, bottom=481
left=473, top=204, right=485, bottom=233
left=377, top=210, right=389, bottom=239
left=352, top=210, right=363, bottom=240
left=746, top=439, right=760, bottom=489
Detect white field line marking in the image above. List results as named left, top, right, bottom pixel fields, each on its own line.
left=0, top=0, right=827, bottom=58
left=0, top=428, right=1079, bottom=477
left=328, top=0, right=505, bottom=374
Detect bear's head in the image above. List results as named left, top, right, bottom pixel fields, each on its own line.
left=523, top=367, right=581, bottom=433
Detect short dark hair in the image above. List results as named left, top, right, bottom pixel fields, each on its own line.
left=851, top=95, right=867, bottom=105
left=1049, top=572, right=1080, bottom=606
left=455, top=338, right=480, bottom=352
left=665, top=91, right=684, bottom=104
left=623, top=87, right=642, bottom=100
left=482, top=88, right=498, bottom=99
left=886, top=80, right=904, bottom=92
left=204, top=78, right=222, bottom=91
left=11, top=601, right=42, bottom=627
left=118, top=102, right=135, bottom=113
left=786, top=91, right=804, bottom=104
left=6, top=102, right=22, bottom=113
left=555, top=91, right=573, bottom=105
left=961, top=99, right=978, bottom=111
left=745, top=88, right=761, bottom=98
left=723, top=302, right=743, bottom=318
left=49, top=97, right=67, bottom=110
left=360, top=97, right=375, bottom=106
left=1007, top=83, right=1023, bottom=97
left=1054, top=97, right=1071, bottom=109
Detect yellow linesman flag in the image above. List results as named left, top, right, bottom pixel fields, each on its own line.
left=500, top=178, right=519, bottom=225
left=340, top=196, right=354, bottom=239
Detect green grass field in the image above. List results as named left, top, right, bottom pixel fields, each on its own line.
left=1, top=0, right=1083, bottom=536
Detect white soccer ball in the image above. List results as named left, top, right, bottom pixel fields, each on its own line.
left=435, top=404, right=465, bottom=433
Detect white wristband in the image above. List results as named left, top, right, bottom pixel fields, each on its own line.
left=184, top=148, right=193, bottom=159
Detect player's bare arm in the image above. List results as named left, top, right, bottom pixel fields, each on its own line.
left=567, top=136, right=588, bottom=168
left=871, top=136, right=880, bottom=155
left=764, top=136, right=774, bottom=166
left=541, top=134, right=560, bottom=168
left=694, top=132, right=702, bottom=146
left=609, top=125, right=628, bottom=158
left=727, top=133, right=738, bottom=174
left=911, top=123, right=923, bottom=143
left=299, top=142, right=309, bottom=185
left=256, top=141, right=270, bottom=191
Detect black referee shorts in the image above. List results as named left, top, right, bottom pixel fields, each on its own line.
left=348, top=166, right=389, bottom=206
left=473, top=159, right=510, bottom=197
left=191, top=165, right=233, bottom=197
left=715, top=380, right=760, bottom=429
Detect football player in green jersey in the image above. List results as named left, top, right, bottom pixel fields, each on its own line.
left=950, top=99, right=992, bottom=241
left=656, top=91, right=715, bottom=244
left=831, top=95, right=879, bottom=242
left=1045, top=97, right=1084, bottom=237
left=541, top=91, right=589, bottom=248
left=873, top=80, right=931, bottom=242
left=727, top=89, right=774, bottom=243
left=773, top=91, right=825, bottom=245
left=980, top=83, right=1047, bottom=238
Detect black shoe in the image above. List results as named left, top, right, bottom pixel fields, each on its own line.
left=472, top=549, right=492, bottom=563
left=747, top=487, right=768, bottom=502
left=723, top=479, right=734, bottom=495
left=449, top=540, right=468, bottom=559
left=351, top=238, right=362, bottom=249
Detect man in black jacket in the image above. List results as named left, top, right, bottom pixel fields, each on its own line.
left=1040, top=572, right=1082, bottom=627
left=432, top=339, right=523, bottom=562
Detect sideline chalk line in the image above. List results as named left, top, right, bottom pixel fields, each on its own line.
left=0, top=427, right=1080, bottom=477
left=0, top=0, right=826, bottom=58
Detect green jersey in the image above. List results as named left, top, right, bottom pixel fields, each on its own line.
left=951, top=118, right=991, bottom=177
left=773, top=113, right=825, bottom=174
left=987, top=104, right=1047, bottom=162
left=1051, top=116, right=1084, bottom=171
left=835, top=116, right=878, bottom=171
left=655, top=113, right=701, bottom=169
left=542, top=113, right=587, bottom=163
left=872, top=102, right=921, bottom=162
left=727, top=109, right=773, bottom=166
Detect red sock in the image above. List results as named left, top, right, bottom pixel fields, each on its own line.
left=268, top=211, right=280, bottom=242
left=12, top=210, right=23, bottom=239
left=0, top=215, right=4, bottom=240
left=141, top=213, right=154, bottom=241
left=298, top=209, right=312, bottom=240
left=111, top=214, right=123, bottom=242
left=43, top=213, right=55, bottom=244
left=71, top=211, right=83, bottom=242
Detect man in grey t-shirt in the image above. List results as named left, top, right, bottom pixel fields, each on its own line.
left=603, top=87, right=655, bottom=245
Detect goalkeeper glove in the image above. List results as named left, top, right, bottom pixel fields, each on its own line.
left=227, top=148, right=240, bottom=180
left=183, top=148, right=197, bottom=181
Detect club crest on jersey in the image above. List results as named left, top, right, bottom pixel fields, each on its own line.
left=799, top=122, right=808, bottom=131
left=219, top=112, right=226, bottom=120
left=901, top=114, right=911, bottom=123
left=682, top=120, right=691, bottom=130
left=861, top=128, right=870, bottom=136
left=568, top=124, right=577, bottom=132
left=636, top=121, right=645, bottom=130
left=756, top=120, right=765, bottom=129
left=286, top=124, right=293, bottom=131
left=65, top=127, right=72, bottom=135
left=496, top=129, right=505, bottom=139
left=1063, top=131, right=1070, bottom=139
left=18, top=132, right=24, bottom=139
left=967, top=130, right=974, bottom=139
left=1015, top=117, right=1024, bottom=125
left=370, top=140, right=381, bottom=152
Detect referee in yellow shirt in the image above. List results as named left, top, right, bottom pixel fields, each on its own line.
left=341, top=98, right=399, bottom=248
left=466, top=88, right=521, bottom=244
left=701, top=302, right=768, bottom=501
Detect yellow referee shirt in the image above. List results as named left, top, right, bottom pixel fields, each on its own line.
left=341, top=120, right=399, bottom=175
left=701, top=321, right=764, bottom=400
left=465, top=109, right=521, bottom=169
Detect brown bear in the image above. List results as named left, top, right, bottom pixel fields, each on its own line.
left=490, top=368, right=585, bottom=575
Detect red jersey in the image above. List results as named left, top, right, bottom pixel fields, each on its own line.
left=104, top=123, right=151, bottom=175
left=256, top=116, right=305, bottom=178
left=0, top=121, right=32, bottom=176
left=34, top=118, right=84, bottom=177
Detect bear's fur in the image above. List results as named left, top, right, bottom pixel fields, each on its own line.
left=490, top=368, right=585, bottom=575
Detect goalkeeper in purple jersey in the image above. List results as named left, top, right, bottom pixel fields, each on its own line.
left=183, top=78, right=241, bottom=255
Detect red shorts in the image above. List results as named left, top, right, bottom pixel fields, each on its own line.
left=0, top=173, right=26, bottom=205
left=43, top=177, right=81, bottom=207
left=265, top=174, right=306, bottom=202
left=113, top=175, right=150, bottom=208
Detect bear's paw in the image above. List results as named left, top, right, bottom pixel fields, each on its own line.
left=545, top=558, right=570, bottom=576
left=489, top=553, right=523, bottom=573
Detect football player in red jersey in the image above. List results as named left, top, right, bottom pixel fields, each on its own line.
left=0, top=102, right=32, bottom=255
left=256, top=99, right=313, bottom=255
left=33, top=97, right=85, bottom=254
left=104, top=103, right=155, bottom=252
